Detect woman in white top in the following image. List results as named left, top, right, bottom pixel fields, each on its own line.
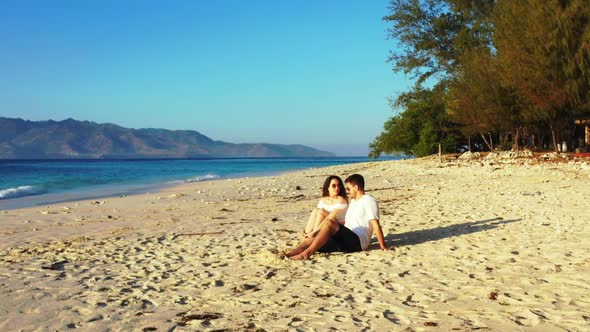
left=303, top=175, right=348, bottom=238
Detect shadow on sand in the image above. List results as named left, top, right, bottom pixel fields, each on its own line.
left=374, top=217, right=522, bottom=249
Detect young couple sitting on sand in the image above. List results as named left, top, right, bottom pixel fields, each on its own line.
left=285, top=174, right=388, bottom=260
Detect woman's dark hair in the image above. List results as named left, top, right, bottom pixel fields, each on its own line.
left=322, top=175, right=347, bottom=199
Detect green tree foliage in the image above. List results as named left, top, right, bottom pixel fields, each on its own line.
left=447, top=47, right=525, bottom=150
left=373, top=0, right=590, bottom=156
left=374, top=0, right=492, bottom=156
left=494, top=0, right=590, bottom=151
left=369, top=86, right=458, bottom=157
left=384, top=0, right=494, bottom=85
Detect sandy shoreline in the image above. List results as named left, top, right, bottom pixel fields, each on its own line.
left=1, top=156, right=589, bottom=331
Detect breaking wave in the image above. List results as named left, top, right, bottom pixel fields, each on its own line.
left=183, top=174, right=220, bottom=183
left=0, top=186, right=47, bottom=200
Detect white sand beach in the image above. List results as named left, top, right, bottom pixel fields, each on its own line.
left=1, top=155, right=589, bottom=331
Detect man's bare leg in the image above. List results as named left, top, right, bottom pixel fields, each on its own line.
left=291, top=218, right=339, bottom=260
left=285, top=236, right=314, bottom=257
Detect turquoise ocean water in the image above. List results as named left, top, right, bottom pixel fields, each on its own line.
left=0, top=157, right=401, bottom=210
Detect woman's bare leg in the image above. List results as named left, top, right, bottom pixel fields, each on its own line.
left=312, top=209, right=328, bottom=233
left=303, top=208, right=319, bottom=235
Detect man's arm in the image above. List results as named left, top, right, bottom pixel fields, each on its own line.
left=370, top=219, right=388, bottom=250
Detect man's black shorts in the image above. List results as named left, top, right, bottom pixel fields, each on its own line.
left=318, top=224, right=362, bottom=253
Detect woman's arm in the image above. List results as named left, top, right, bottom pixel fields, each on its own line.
left=305, top=209, right=341, bottom=238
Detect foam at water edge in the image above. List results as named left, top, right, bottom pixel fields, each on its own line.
left=0, top=186, right=47, bottom=200
left=183, top=174, right=220, bottom=183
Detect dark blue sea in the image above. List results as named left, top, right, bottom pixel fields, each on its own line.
left=0, top=156, right=401, bottom=210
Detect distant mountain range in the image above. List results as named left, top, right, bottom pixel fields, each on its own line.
left=0, top=117, right=333, bottom=159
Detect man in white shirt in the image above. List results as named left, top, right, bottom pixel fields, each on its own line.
left=288, top=174, right=388, bottom=260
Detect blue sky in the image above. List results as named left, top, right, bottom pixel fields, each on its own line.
left=0, top=0, right=411, bottom=156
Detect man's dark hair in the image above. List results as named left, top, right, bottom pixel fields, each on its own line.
left=345, top=173, right=365, bottom=190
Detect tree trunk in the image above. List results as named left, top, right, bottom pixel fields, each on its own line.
left=502, top=132, right=509, bottom=148
left=550, top=123, right=559, bottom=153
left=480, top=132, right=493, bottom=151
left=468, top=136, right=472, bottom=152
left=513, top=128, right=521, bottom=151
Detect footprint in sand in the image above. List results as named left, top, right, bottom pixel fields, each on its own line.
left=383, top=309, right=411, bottom=325
left=513, top=309, right=543, bottom=327
left=288, top=317, right=304, bottom=327
left=86, top=313, right=104, bottom=323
